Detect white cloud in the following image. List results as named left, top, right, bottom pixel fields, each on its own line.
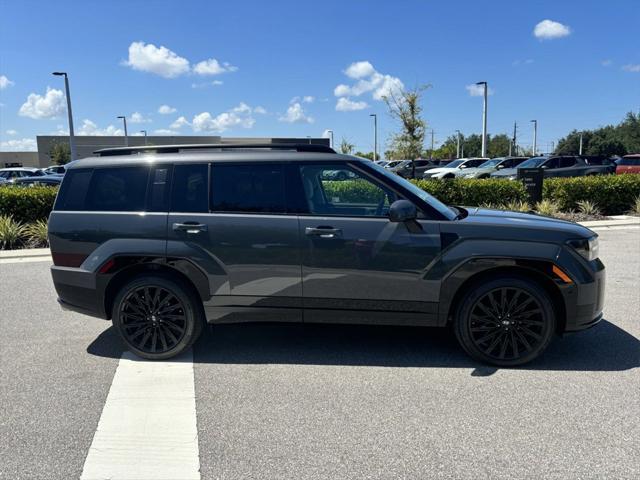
left=123, top=41, right=190, bottom=78
left=18, top=87, right=66, bottom=119
left=77, top=119, right=124, bottom=136
left=192, top=58, right=237, bottom=76
left=254, top=106, right=267, bottom=114
left=622, top=64, right=640, bottom=72
left=333, top=62, right=404, bottom=104
left=5, top=129, right=17, bottom=135
left=344, top=61, right=375, bottom=79
left=465, top=83, right=494, bottom=97
left=191, top=80, right=224, bottom=88
left=1, top=138, right=37, bottom=151
left=153, top=129, right=179, bottom=135
left=170, top=116, right=190, bottom=129
left=335, top=97, right=368, bottom=111
left=129, top=111, right=151, bottom=123
left=0, top=75, right=14, bottom=89
left=279, top=102, right=314, bottom=124
left=192, top=103, right=257, bottom=133
left=158, top=104, right=176, bottom=114
left=601, top=59, right=613, bottom=67
left=533, top=19, right=571, bottom=40
left=290, top=95, right=315, bottom=104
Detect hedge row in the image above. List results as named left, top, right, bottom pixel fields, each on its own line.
left=0, top=186, right=58, bottom=223
left=1, top=175, right=639, bottom=221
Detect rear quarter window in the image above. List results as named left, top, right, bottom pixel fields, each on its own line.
left=54, top=169, right=93, bottom=211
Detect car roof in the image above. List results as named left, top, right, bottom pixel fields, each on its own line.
left=67, top=150, right=364, bottom=170
left=0, top=167, right=39, bottom=171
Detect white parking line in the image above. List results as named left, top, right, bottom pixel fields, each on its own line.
left=80, top=350, right=200, bottom=480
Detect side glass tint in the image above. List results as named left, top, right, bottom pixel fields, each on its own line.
left=54, top=169, right=93, bottom=211
left=211, top=164, right=286, bottom=213
left=171, top=164, right=209, bottom=213
left=85, top=167, right=149, bottom=212
left=147, top=166, right=172, bottom=212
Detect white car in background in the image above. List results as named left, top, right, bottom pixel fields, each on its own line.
left=422, top=158, right=489, bottom=179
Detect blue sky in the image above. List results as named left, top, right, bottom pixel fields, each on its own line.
left=1, top=0, right=638, bottom=154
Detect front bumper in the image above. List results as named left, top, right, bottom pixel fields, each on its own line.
left=563, top=257, right=606, bottom=332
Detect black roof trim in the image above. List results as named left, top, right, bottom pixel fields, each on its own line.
left=94, top=143, right=336, bottom=156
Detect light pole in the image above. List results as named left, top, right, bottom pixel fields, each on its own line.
left=530, top=120, right=537, bottom=156
left=369, top=114, right=378, bottom=162
left=117, top=116, right=128, bottom=146
left=579, top=132, right=583, bottom=155
left=52, top=72, right=77, bottom=161
left=476, top=81, right=488, bottom=157
left=140, top=130, right=147, bottom=145
left=429, top=129, right=435, bottom=160
left=455, top=130, right=461, bottom=158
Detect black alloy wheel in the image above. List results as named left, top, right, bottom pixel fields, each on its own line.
left=113, top=275, right=203, bottom=360
left=455, top=276, right=555, bottom=366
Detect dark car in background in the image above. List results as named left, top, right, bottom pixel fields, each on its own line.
left=390, top=159, right=440, bottom=178
left=0, top=167, right=46, bottom=182
left=491, top=155, right=614, bottom=180
left=49, top=143, right=605, bottom=367
left=615, top=154, right=640, bottom=174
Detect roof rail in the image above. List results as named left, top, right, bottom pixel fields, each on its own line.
left=94, top=143, right=336, bottom=156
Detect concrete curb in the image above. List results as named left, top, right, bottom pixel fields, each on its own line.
left=580, top=217, right=640, bottom=228
left=0, top=247, right=51, bottom=260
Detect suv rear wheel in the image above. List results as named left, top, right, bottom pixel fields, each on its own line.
left=454, top=276, right=556, bottom=366
left=112, top=274, right=203, bottom=360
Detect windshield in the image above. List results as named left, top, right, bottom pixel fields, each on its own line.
left=517, top=157, right=546, bottom=168
left=386, top=160, right=402, bottom=168
left=366, top=161, right=457, bottom=220
left=445, top=160, right=464, bottom=168
left=478, top=159, right=502, bottom=168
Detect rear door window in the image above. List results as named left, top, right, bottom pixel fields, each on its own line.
left=211, top=164, right=286, bottom=213
left=559, top=157, right=577, bottom=168
left=85, top=167, right=149, bottom=211
left=171, top=164, right=209, bottom=213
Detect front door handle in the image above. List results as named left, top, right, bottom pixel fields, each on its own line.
left=172, top=222, right=208, bottom=234
left=305, top=226, right=342, bottom=238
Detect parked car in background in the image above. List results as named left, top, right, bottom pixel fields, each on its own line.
left=491, top=155, right=615, bottom=180
left=13, top=175, right=63, bottom=187
left=321, top=169, right=357, bottom=181
left=42, top=165, right=67, bottom=175
left=455, top=157, right=528, bottom=179
left=391, top=159, right=439, bottom=178
left=384, top=160, right=405, bottom=169
left=0, top=167, right=46, bottom=181
left=615, top=154, right=640, bottom=174
left=49, top=142, right=605, bottom=367
left=423, top=158, right=489, bottom=179
left=374, top=160, right=389, bottom=167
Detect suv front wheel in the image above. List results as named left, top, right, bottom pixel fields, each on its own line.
left=454, top=276, right=556, bottom=366
left=112, top=274, right=203, bottom=360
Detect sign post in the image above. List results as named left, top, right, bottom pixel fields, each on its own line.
left=517, top=168, right=544, bottom=205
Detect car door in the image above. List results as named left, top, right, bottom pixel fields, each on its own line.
left=295, top=161, right=442, bottom=326
left=166, top=162, right=303, bottom=323
left=541, top=157, right=560, bottom=176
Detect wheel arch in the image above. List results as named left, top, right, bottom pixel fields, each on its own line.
left=102, top=257, right=209, bottom=320
left=440, top=261, right=568, bottom=333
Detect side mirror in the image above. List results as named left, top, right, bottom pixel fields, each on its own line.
left=459, top=164, right=467, bottom=169
left=389, top=200, right=417, bottom=222
left=496, top=164, right=505, bottom=169
left=541, top=165, right=548, bottom=169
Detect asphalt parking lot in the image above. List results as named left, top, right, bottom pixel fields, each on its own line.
left=1, top=227, right=638, bottom=479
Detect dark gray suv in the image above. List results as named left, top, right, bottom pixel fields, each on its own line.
left=49, top=144, right=605, bottom=366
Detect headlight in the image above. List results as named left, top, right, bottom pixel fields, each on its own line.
left=568, top=236, right=599, bottom=261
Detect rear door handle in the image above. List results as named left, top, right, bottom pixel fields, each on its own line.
left=172, top=222, right=208, bottom=234
left=305, top=226, right=342, bottom=238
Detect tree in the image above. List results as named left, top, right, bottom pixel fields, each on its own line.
left=49, top=141, right=71, bottom=165
left=354, top=151, right=374, bottom=160
left=488, top=134, right=512, bottom=157
left=461, top=134, right=482, bottom=157
left=383, top=85, right=429, bottom=161
left=339, top=137, right=355, bottom=155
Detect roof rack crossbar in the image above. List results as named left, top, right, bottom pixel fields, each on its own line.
left=94, top=143, right=336, bottom=156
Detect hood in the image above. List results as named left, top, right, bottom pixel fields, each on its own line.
left=426, top=166, right=458, bottom=175
left=491, top=167, right=518, bottom=177
left=457, top=207, right=595, bottom=240
left=456, top=166, right=492, bottom=176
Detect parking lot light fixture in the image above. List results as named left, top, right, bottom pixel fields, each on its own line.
left=370, top=114, right=378, bottom=162
left=476, top=81, right=488, bottom=157
left=531, top=120, right=538, bottom=156
left=52, top=72, right=77, bottom=161
left=455, top=130, right=461, bottom=158
left=117, top=116, right=128, bottom=146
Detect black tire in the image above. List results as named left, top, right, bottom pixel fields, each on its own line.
left=112, top=274, right=204, bottom=360
left=454, top=276, right=556, bottom=367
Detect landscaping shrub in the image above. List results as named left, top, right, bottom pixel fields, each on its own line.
left=412, top=178, right=528, bottom=206
left=543, top=175, right=640, bottom=215
left=0, top=215, right=26, bottom=249
left=0, top=186, right=58, bottom=223
left=24, top=219, right=50, bottom=247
